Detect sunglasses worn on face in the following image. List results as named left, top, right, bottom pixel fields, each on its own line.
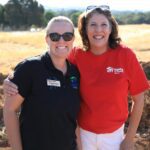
left=48, top=32, right=74, bottom=42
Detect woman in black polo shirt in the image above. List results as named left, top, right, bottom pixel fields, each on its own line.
left=3, top=16, right=80, bottom=150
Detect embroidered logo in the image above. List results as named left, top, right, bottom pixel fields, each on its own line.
left=70, top=76, right=78, bottom=89
left=106, top=67, right=124, bottom=74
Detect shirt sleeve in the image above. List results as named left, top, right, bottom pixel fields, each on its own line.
left=68, top=47, right=77, bottom=65
left=10, top=60, right=33, bottom=98
left=128, top=51, right=149, bottom=95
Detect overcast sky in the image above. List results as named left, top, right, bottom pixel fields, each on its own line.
left=0, top=0, right=150, bottom=11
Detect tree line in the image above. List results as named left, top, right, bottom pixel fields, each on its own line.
left=0, top=0, right=149, bottom=30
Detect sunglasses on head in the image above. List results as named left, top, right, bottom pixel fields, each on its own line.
left=48, top=32, right=74, bottom=42
left=86, top=5, right=110, bottom=15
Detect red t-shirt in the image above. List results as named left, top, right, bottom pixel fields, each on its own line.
left=68, top=45, right=149, bottom=133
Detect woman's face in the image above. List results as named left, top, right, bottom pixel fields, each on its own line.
left=46, top=21, right=74, bottom=59
left=87, top=13, right=112, bottom=53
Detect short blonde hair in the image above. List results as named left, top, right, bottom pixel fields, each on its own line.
left=46, top=16, right=74, bottom=35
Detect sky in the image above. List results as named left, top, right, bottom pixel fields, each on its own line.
left=0, top=0, right=150, bottom=11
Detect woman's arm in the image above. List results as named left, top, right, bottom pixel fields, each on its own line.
left=3, top=93, right=24, bottom=150
left=120, top=92, right=144, bottom=150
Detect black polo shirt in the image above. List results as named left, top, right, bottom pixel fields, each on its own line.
left=10, top=52, right=80, bottom=150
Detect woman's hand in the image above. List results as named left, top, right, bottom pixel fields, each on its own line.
left=3, top=78, right=18, bottom=96
left=120, top=137, right=134, bottom=150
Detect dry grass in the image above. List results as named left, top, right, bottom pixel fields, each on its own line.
left=0, top=31, right=46, bottom=74
left=0, top=24, right=150, bottom=75
left=119, top=24, right=150, bottom=62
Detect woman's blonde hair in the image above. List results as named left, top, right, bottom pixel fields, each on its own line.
left=46, top=16, right=74, bottom=36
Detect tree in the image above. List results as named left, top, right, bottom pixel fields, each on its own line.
left=145, top=12, right=150, bottom=24
left=20, top=0, right=44, bottom=27
left=0, top=4, right=5, bottom=24
left=70, top=11, right=82, bottom=27
left=44, top=10, right=56, bottom=24
left=4, top=0, right=45, bottom=29
left=4, top=0, right=24, bottom=28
